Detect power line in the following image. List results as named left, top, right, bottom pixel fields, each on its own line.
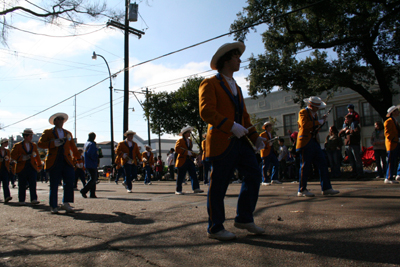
left=1, top=1, right=325, bottom=130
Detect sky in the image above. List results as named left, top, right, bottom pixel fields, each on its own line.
left=0, top=0, right=268, bottom=144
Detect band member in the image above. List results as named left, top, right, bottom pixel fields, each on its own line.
left=259, top=121, right=281, bottom=185
left=201, top=134, right=211, bottom=185
left=199, top=42, right=266, bottom=240
left=38, top=113, right=82, bottom=214
left=80, top=132, right=99, bottom=198
left=115, top=130, right=142, bottom=193
left=174, top=126, right=204, bottom=195
left=11, top=128, right=42, bottom=205
left=142, top=145, right=154, bottom=185
left=296, top=96, right=339, bottom=197
left=384, top=105, right=400, bottom=184
left=0, top=138, right=12, bottom=203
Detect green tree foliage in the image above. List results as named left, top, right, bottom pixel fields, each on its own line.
left=143, top=76, right=208, bottom=144
left=231, top=0, right=400, bottom=119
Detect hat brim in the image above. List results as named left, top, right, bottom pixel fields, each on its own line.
left=124, top=131, right=136, bottom=137
left=179, top=127, right=194, bottom=136
left=49, top=113, right=69, bottom=125
left=210, top=42, right=246, bottom=70
left=386, top=105, right=400, bottom=117
left=303, top=99, right=327, bottom=108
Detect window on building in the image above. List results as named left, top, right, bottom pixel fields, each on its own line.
left=283, top=113, right=297, bottom=135
left=335, top=105, right=348, bottom=129
left=361, top=102, right=381, bottom=126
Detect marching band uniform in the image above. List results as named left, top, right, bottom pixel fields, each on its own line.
left=142, top=146, right=154, bottom=185
left=115, top=130, right=142, bottom=192
left=296, top=97, right=339, bottom=197
left=38, top=113, right=82, bottom=213
left=199, top=42, right=265, bottom=240
left=174, top=126, right=203, bottom=194
left=0, top=138, right=12, bottom=203
left=201, top=138, right=211, bottom=185
left=384, top=106, right=400, bottom=183
left=259, top=122, right=280, bottom=185
left=11, top=129, right=42, bottom=204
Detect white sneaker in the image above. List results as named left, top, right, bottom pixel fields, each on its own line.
left=271, top=180, right=282, bottom=184
left=175, top=191, right=184, bottom=195
left=127, top=189, right=132, bottom=193
left=396, top=175, right=400, bottom=181
left=234, top=222, right=265, bottom=235
left=297, top=189, right=315, bottom=197
left=207, top=229, right=236, bottom=241
left=384, top=179, right=399, bottom=184
left=261, top=182, right=271, bottom=186
left=60, top=203, right=74, bottom=213
left=322, top=189, right=340, bottom=195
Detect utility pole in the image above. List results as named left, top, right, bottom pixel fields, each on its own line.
left=74, top=95, right=77, bottom=139
left=146, top=87, right=151, bottom=146
left=123, top=0, right=130, bottom=137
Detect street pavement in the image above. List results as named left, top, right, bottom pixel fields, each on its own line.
left=1, top=178, right=400, bottom=267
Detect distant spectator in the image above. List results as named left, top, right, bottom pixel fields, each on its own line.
left=166, top=148, right=175, bottom=180
left=371, top=121, right=386, bottom=179
left=277, top=138, right=288, bottom=181
left=325, top=126, right=343, bottom=178
left=345, top=104, right=360, bottom=127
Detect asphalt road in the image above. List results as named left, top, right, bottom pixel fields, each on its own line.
left=1, top=178, right=400, bottom=267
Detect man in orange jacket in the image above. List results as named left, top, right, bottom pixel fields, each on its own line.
left=115, top=130, right=142, bottom=193
left=259, top=121, right=280, bottom=185
left=0, top=138, right=12, bottom=203
left=199, top=42, right=266, bottom=240
left=11, top=128, right=42, bottom=205
left=384, top=105, right=400, bottom=184
left=174, top=126, right=203, bottom=195
left=296, top=97, right=339, bottom=197
left=38, top=113, right=82, bottom=214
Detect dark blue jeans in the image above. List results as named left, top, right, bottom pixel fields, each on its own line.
left=0, top=166, right=11, bottom=200
left=261, top=152, right=279, bottom=183
left=81, top=168, right=97, bottom=196
left=326, top=149, right=342, bottom=178
left=299, top=139, right=332, bottom=192
left=48, top=159, right=75, bottom=208
left=176, top=159, right=200, bottom=192
left=123, top=163, right=137, bottom=190
left=75, top=168, right=86, bottom=188
left=374, top=149, right=387, bottom=178
left=144, top=165, right=152, bottom=184
left=207, top=138, right=261, bottom=234
left=18, top=164, right=38, bottom=202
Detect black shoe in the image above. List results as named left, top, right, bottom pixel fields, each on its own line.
left=80, top=190, right=87, bottom=198
left=115, top=180, right=118, bottom=185
left=89, top=195, right=97, bottom=198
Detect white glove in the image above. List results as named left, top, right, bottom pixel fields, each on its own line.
left=187, top=151, right=192, bottom=156
left=54, top=139, right=64, bottom=147
left=123, top=153, right=128, bottom=159
left=255, top=137, right=266, bottom=152
left=77, top=163, right=83, bottom=168
left=22, top=155, right=31, bottom=161
left=230, top=122, right=248, bottom=138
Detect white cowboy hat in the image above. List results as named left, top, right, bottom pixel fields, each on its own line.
left=262, top=121, right=272, bottom=130
left=49, top=112, right=69, bottom=125
left=303, top=96, right=326, bottom=108
left=210, top=42, right=246, bottom=70
left=386, top=105, right=399, bottom=117
left=144, top=145, right=152, bottom=151
left=0, top=138, right=9, bottom=144
left=124, top=130, right=136, bottom=136
left=22, top=128, right=34, bottom=135
left=179, top=126, right=194, bottom=136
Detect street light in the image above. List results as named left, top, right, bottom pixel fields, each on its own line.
left=92, top=51, right=115, bottom=167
